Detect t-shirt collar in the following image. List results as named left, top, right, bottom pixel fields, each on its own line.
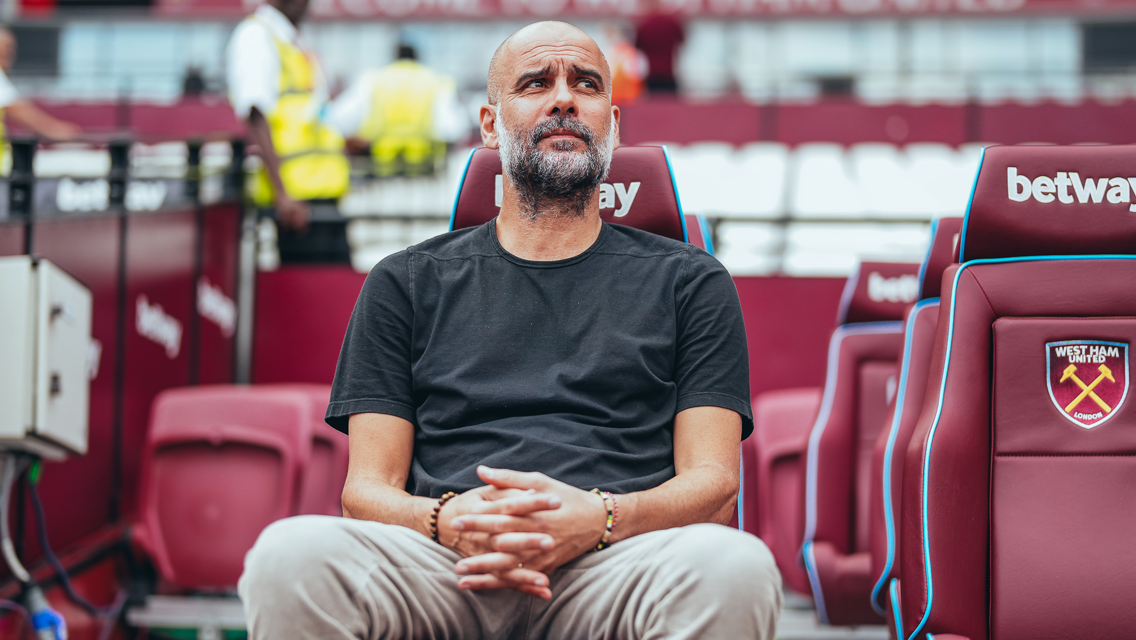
left=487, top=217, right=609, bottom=269
left=254, top=4, right=298, bottom=44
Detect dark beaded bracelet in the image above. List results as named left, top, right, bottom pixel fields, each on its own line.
left=590, top=488, right=616, bottom=551
left=429, top=491, right=458, bottom=544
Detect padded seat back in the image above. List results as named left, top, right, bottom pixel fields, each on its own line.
left=798, top=260, right=920, bottom=624
left=133, top=386, right=314, bottom=590
left=896, top=145, right=1136, bottom=640
left=866, top=217, right=962, bottom=617
left=449, top=146, right=713, bottom=253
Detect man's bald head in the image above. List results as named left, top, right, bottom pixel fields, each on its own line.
left=487, top=21, right=608, bottom=105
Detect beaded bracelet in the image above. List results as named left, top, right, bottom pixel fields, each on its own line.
left=429, top=491, right=458, bottom=544
left=590, top=489, right=618, bottom=551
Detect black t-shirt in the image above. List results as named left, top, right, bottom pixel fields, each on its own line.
left=325, top=219, right=752, bottom=498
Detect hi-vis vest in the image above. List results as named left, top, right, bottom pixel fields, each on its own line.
left=0, top=109, right=10, bottom=176
left=248, top=18, right=349, bottom=206
left=358, top=60, right=453, bottom=177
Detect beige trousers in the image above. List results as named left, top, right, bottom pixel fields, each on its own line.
left=239, top=516, right=782, bottom=640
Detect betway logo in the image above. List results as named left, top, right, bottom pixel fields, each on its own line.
left=494, top=174, right=641, bottom=217
left=197, top=277, right=237, bottom=338
left=868, top=271, right=918, bottom=304
left=1008, top=167, right=1136, bottom=212
left=57, top=178, right=109, bottom=212
left=126, top=181, right=168, bottom=212
left=136, top=295, right=183, bottom=359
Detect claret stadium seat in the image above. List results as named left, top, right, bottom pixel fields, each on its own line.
left=866, top=217, right=963, bottom=621
left=746, top=260, right=920, bottom=601
left=267, top=383, right=349, bottom=517
left=449, top=146, right=714, bottom=254
left=893, top=144, right=1136, bottom=640
left=133, top=386, right=315, bottom=589
left=799, top=260, right=920, bottom=624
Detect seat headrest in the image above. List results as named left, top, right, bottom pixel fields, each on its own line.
left=918, top=217, right=963, bottom=300
left=960, top=144, right=1136, bottom=262
left=450, top=146, right=688, bottom=243
left=836, top=261, right=921, bottom=325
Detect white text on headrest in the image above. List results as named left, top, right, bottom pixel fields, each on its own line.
left=1007, top=167, right=1136, bottom=212
left=868, top=271, right=918, bottom=304
left=494, top=174, right=641, bottom=217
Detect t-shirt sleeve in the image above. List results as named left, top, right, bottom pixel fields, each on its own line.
left=225, top=21, right=279, bottom=120
left=673, top=247, right=754, bottom=439
left=324, top=251, right=416, bottom=433
left=0, top=70, right=19, bottom=109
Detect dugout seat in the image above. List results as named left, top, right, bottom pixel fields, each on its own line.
left=893, top=144, right=1136, bottom=640
left=268, top=384, right=348, bottom=517
left=133, top=386, right=314, bottom=589
left=449, top=146, right=714, bottom=253
left=745, top=260, right=919, bottom=601
left=866, top=218, right=963, bottom=620
left=798, top=260, right=921, bottom=624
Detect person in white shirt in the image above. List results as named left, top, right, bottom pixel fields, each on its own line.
left=0, top=28, right=80, bottom=148
left=225, top=0, right=352, bottom=264
left=327, top=44, right=469, bottom=177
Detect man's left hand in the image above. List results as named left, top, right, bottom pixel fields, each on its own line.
left=450, top=466, right=608, bottom=598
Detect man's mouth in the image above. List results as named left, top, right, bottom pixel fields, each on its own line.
left=541, top=128, right=584, bottom=141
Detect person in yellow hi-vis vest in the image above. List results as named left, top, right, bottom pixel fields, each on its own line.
left=0, top=28, right=81, bottom=173
left=225, top=0, right=352, bottom=264
left=328, top=45, right=468, bottom=177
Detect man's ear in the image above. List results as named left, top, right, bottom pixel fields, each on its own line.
left=611, top=105, right=621, bottom=149
left=480, top=104, right=499, bottom=149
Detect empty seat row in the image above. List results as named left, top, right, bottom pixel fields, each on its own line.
left=749, top=142, right=1136, bottom=639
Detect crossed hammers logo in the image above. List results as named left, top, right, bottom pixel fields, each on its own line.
left=1060, top=364, right=1116, bottom=414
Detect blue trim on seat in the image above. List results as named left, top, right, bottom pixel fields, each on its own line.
left=906, top=253, right=1136, bottom=640
left=802, top=540, right=829, bottom=625
left=660, top=145, right=689, bottom=243
left=802, top=321, right=905, bottom=553
left=697, top=214, right=714, bottom=255
left=448, top=148, right=477, bottom=232
left=956, top=146, right=985, bottom=263
left=916, top=219, right=939, bottom=296
left=890, top=578, right=905, bottom=639
left=737, top=454, right=744, bottom=530
left=870, top=298, right=940, bottom=616
left=834, top=264, right=861, bottom=326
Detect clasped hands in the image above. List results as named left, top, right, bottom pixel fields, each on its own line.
left=435, top=466, right=608, bottom=600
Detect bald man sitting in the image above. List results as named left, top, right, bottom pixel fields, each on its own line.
left=238, top=22, right=781, bottom=640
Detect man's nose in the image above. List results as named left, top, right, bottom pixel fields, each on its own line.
left=547, top=77, right=576, bottom=116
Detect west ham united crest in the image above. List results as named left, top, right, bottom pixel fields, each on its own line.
left=1047, top=340, right=1129, bottom=429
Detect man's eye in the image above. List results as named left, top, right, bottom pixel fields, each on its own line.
left=528, top=80, right=545, bottom=88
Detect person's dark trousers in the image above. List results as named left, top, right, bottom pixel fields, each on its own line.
left=262, top=199, right=351, bottom=265
left=646, top=77, right=678, bottom=93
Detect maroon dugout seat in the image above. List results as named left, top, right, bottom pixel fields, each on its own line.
left=269, top=384, right=348, bottom=517
left=866, top=218, right=963, bottom=621
left=746, top=261, right=919, bottom=600
left=133, top=386, right=314, bottom=589
left=449, top=146, right=713, bottom=253
left=894, top=144, right=1136, bottom=640
left=798, top=260, right=920, bottom=624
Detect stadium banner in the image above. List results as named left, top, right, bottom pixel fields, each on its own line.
left=154, top=0, right=1136, bottom=18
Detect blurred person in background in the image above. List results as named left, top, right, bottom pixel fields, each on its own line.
left=225, top=0, right=352, bottom=264
left=0, top=27, right=80, bottom=171
left=602, top=23, right=647, bottom=106
left=634, top=0, right=685, bottom=94
left=327, top=44, right=468, bottom=177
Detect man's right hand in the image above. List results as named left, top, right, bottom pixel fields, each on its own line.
left=275, top=195, right=310, bottom=232
left=436, top=486, right=562, bottom=598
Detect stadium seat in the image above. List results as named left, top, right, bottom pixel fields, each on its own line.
left=449, top=146, right=712, bottom=252
left=866, top=217, right=963, bottom=620
left=746, top=260, right=919, bottom=600
left=268, top=384, right=348, bottom=517
left=799, top=260, right=921, bottom=624
left=133, top=386, right=314, bottom=589
left=894, top=144, right=1136, bottom=640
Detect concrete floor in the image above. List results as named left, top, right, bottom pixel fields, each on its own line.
left=776, top=592, right=890, bottom=640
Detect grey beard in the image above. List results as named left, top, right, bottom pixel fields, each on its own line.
left=497, top=113, right=614, bottom=221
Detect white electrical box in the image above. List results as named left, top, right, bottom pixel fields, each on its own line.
left=0, top=256, right=92, bottom=459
